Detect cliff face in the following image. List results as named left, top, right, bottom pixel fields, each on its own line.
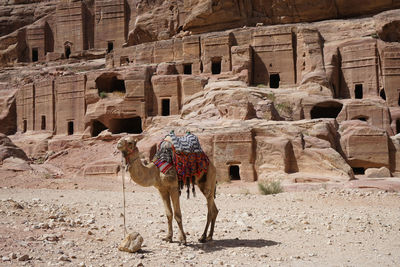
left=127, top=0, right=400, bottom=42
left=0, top=0, right=57, bottom=38
left=1, top=0, right=400, bottom=182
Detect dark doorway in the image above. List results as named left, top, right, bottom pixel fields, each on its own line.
left=107, top=41, right=114, bottom=53
left=32, top=48, right=38, bottom=62
left=68, top=121, right=74, bottom=135
left=108, top=117, right=142, bottom=134
left=41, top=115, right=46, bottom=130
left=229, top=165, right=240, bottom=180
left=23, top=120, right=27, bottom=133
left=162, top=99, right=170, bottom=116
left=397, top=120, right=400, bottom=134
left=65, top=46, right=71, bottom=59
left=398, top=92, right=400, bottom=106
left=352, top=167, right=365, bottom=175
left=380, top=89, right=386, bottom=100
left=184, top=64, right=192, bottom=75
left=269, top=74, right=280, bottom=88
left=355, top=84, right=363, bottom=99
left=92, top=120, right=108, bottom=136
left=310, top=101, right=343, bottom=119
left=95, top=74, right=126, bottom=94
left=212, top=59, right=221, bottom=74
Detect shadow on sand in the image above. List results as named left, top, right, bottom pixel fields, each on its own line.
left=189, top=238, right=280, bottom=252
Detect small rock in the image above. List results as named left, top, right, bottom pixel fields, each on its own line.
left=87, top=230, right=93, bottom=235
left=118, top=232, right=143, bottom=253
left=9, top=253, right=17, bottom=259
left=78, top=262, right=86, bottom=267
left=18, top=254, right=30, bottom=261
left=58, top=255, right=71, bottom=262
left=2, top=256, right=10, bottom=262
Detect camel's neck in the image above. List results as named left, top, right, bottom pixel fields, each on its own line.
left=125, top=152, right=159, bottom=188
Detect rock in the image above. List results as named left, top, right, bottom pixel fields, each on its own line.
left=365, top=167, right=391, bottom=178
left=9, top=253, right=17, bottom=259
left=2, top=256, right=10, bottom=262
left=58, top=255, right=71, bottom=262
left=118, top=232, right=143, bottom=253
left=0, top=134, right=28, bottom=162
left=18, top=254, right=30, bottom=261
left=43, top=234, right=59, bottom=242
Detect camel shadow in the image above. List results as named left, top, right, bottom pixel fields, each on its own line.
left=188, top=238, right=279, bottom=252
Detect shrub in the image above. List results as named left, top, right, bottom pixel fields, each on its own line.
left=258, top=180, right=283, bottom=195
left=99, top=91, right=107, bottom=99
left=265, top=93, right=276, bottom=102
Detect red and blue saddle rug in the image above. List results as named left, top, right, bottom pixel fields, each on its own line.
left=153, top=132, right=209, bottom=197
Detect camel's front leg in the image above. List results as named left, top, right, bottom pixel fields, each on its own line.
left=170, top=189, right=187, bottom=245
left=159, top=190, right=173, bottom=242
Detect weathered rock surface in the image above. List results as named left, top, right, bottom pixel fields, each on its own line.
left=365, top=167, right=392, bottom=178
left=0, top=133, right=28, bottom=162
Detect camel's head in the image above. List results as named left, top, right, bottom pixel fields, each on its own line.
left=117, top=136, right=138, bottom=154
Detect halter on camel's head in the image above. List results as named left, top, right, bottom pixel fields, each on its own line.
left=117, top=136, right=139, bottom=163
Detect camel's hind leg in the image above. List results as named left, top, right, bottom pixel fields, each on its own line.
left=170, top=188, right=187, bottom=245
left=159, top=190, right=173, bottom=242
left=197, top=170, right=218, bottom=243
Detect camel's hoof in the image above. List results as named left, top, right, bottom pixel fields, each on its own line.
left=198, top=236, right=207, bottom=243
left=162, top=236, right=173, bottom=243
left=206, top=236, right=213, bottom=242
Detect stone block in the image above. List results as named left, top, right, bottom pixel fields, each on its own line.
left=94, top=0, right=126, bottom=50
left=252, top=26, right=295, bottom=86
left=213, top=132, right=255, bottom=182
left=151, top=75, right=180, bottom=115
left=181, top=76, right=207, bottom=102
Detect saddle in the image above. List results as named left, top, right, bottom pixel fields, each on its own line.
left=153, top=132, right=209, bottom=198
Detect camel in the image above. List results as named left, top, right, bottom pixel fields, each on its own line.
left=116, top=136, right=218, bottom=244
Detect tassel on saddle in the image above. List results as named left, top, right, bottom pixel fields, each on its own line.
left=178, top=176, right=196, bottom=199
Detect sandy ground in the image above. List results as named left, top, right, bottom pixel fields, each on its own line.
left=0, top=172, right=400, bottom=267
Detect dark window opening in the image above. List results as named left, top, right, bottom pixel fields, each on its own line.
left=162, top=99, right=170, bottom=116
left=92, top=120, right=108, bottom=137
left=184, top=64, right=192, bottom=75
left=355, top=84, right=363, bottom=99
left=120, top=56, right=129, bottom=66
left=310, top=101, right=343, bottom=119
left=200, top=62, right=203, bottom=73
left=41, top=115, right=46, bottom=130
left=229, top=165, right=240, bottom=180
left=269, top=74, right=280, bottom=88
left=356, top=117, right=368, bottom=122
left=32, top=48, right=38, bottom=62
left=211, top=59, right=221, bottom=75
left=380, top=89, right=386, bottom=100
left=352, top=167, right=365, bottom=175
left=107, top=41, right=114, bottom=53
left=396, top=120, right=400, bottom=134
left=95, top=74, right=126, bottom=94
left=108, top=117, right=142, bottom=134
left=65, top=46, right=71, bottom=59
left=68, top=121, right=74, bottom=135
left=398, top=92, right=400, bottom=106
left=23, top=120, right=27, bottom=133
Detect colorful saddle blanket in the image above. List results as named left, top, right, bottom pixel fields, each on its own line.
left=153, top=132, right=209, bottom=197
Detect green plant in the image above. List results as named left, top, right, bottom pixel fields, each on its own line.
left=99, top=91, right=107, bottom=99
left=258, top=180, right=283, bottom=195
left=265, top=93, right=276, bottom=102
left=257, top=84, right=267, bottom=88
left=371, top=33, right=379, bottom=39
left=276, top=102, right=292, bottom=114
